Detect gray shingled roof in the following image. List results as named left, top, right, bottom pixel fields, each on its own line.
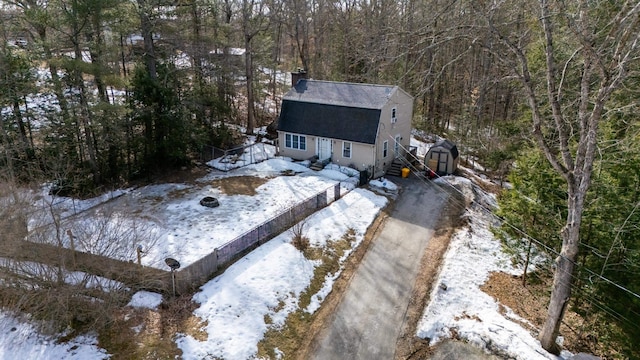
left=284, top=79, right=397, bottom=109
left=432, top=139, right=459, bottom=159
left=277, top=100, right=381, bottom=144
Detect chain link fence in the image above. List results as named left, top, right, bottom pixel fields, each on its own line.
left=173, top=182, right=345, bottom=293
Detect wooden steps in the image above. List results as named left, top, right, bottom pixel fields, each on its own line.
left=310, top=158, right=330, bottom=171
left=386, top=159, right=404, bottom=177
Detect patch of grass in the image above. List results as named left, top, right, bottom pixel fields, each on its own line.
left=97, top=311, right=140, bottom=359
left=98, top=295, right=205, bottom=360
left=291, top=235, right=311, bottom=256
left=481, top=271, right=635, bottom=359
left=302, top=246, right=323, bottom=261
left=142, top=195, right=164, bottom=205
left=257, top=229, right=357, bottom=359
left=209, top=176, right=269, bottom=196
left=167, top=187, right=193, bottom=199
left=182, top=316, right=208, bottom=342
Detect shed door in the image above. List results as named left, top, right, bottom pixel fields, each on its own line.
left=428, top=150, right=449, bottom=174
left=317, top=137, right=332, bottom=161
left=435, top=151, right=449, bottom=174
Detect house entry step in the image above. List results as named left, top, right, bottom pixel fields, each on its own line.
left=386, top=160, right=404, bottom=177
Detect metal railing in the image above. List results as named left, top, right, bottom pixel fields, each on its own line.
left=201, top=142, right=274, bottom=171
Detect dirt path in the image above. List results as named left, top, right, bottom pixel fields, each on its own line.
left=296, top=176, right=454, bottom=359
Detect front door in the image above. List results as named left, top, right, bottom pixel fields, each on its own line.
left=317, top=137, right=332, bottom=161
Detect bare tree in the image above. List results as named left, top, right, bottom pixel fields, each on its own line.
left=483, top=0, right=640, bottom=353
left=27, top=190, right=161, bottom=267
left=0, top=178, right=160, bottom=331
left=289, top=218, right=310, bottom=253
left=240, top=0, right=270, bottom=135
left=283, top=0, right=311, bottom=72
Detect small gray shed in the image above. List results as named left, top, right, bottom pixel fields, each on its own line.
left=425, top=139, right=459, bottom=175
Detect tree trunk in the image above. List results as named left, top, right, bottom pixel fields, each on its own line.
left=12, top=101, right=30, bottom=155
left=271, top=19, right=283, bottom=114
left=138, top=0, right=157, bottom=79
left=217, top=0, right=234, bottom=115
left=191, top=0, right=203, bottom=86
left=522, top=234, right=532, bottom=287
left=244, top=34, right=255, bottom=135
left=484, top=0, right=640, bottom=354
left=87, top=11, right=109, bottom=103
left=120, top=34, right=128, bottom=78
left=36, top=27, right=70, bottom=123
left=73, top=40, right=101, bottom=184
left=292, top=0, right=310, bottom=73
left=0, top=114, right=16, bottom=182
left=539, top=187, right=583, bottom=353
left=191, top=0, right=205, bottom=123
left=242, top=0, right=266, bottom=136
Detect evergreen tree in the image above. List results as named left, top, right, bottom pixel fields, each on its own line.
left=128, top=62, right=189, bottom=175
left=0, top=46, right=36, bottom=172
left=497, top=127, right=640, bottom=357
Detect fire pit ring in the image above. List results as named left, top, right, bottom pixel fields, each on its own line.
left=199, top=196, right=220, bottom=208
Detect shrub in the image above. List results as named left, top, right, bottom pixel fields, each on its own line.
left=290, top=221, right=310, bottom=254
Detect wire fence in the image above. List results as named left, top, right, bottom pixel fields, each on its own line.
left=201, top=142, right=276, bottom=171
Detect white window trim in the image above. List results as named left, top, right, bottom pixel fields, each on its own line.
left=383, top=140, right=388, bottom=158
left=284, top=133, right=307, bottom=150
left=342, top=141, right=352, bottom=158
left=391, top=107, right=397, bottom=123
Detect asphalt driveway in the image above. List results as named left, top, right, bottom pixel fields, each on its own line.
left=308, top=175, right=449, bottom=359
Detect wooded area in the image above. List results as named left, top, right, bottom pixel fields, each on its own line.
left=1, top=0, right=639, bottom=357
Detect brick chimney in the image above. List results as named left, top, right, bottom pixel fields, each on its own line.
left=291, top=68, right=307, bottom=87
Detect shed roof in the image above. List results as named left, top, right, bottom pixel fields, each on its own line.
left=432, top=139, right=459, bottom=159
left=283, top=79, right=398, bottom=109
left=277, top=100, right=381, bottom=144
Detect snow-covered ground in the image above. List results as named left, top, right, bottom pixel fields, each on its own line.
left=0, top=266, right=127, bottom=359
left=417, top=176, right=570, bottom=360
left=1, top=137, right=570, bottom=359
left=177, top=187, right=388, bottom=360
left=26, top=155, right=358, bottom=270
left=205, top=142, right=278, bottom=171
left=2, top=157, right=373, bottom=359
left=0, top=312, right=108, bottom=360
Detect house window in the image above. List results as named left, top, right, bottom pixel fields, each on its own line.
left=285, top=133, right=307, bottom=150
left=383, top=140, right=388, bottom=157
left=391, top=107, right=397, bottom=123
left=342, top=141, right=352, bottom=158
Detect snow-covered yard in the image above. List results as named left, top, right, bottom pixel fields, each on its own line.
left=25, top=155, right=359, bottom=270
left=2, top=156, right=383, bottom=359
left=177, top=187, right=387, bottom=359
left=417, top=176, right=570, bottom=360
left=0, top=311, right=108, bottom=360
left=1, top=142, right=571, bottom=359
